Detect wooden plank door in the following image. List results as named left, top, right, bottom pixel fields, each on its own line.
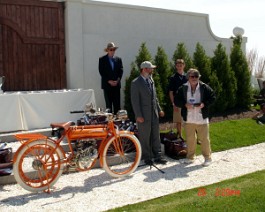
left=0, top=0, right=66, bottom=91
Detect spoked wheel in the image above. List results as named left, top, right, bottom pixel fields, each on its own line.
left=13, top=139, right=64, bottom=192
left=102, top=134, right=142, bottom=177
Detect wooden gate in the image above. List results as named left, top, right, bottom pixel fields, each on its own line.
left=0, top=0, right=66, bottom=91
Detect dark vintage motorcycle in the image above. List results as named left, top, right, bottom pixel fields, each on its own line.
left=71, top=106, right=138, bottom=136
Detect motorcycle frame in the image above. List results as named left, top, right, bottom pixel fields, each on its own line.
left=13, top=120, right=134, bottom=169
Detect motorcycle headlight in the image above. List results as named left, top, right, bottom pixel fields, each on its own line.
left=106, top=113, right=114, bottom=121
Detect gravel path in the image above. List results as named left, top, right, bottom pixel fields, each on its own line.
left=1, top=142, right=265, bottom=212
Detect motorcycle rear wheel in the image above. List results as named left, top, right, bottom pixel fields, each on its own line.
left=13, top=139, right=64, bottom=192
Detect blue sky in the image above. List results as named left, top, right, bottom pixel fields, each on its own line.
left=93, top=0, right=265, bottom=57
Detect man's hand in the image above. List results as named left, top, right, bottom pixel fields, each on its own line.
left=108, top=80, right=118, bottom=86
left=159, top=111, right=165, bottom=117
left=136, top=117, right=144, bottom=123
left=173, top=105, right=179, bottom=112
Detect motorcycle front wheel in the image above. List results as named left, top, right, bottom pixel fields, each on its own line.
left=13, top=139, right=64, bottom=192
left=102, top=134, right=141, bottom=178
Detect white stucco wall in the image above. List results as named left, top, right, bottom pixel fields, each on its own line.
left=64, top=0, right=247, bottom=109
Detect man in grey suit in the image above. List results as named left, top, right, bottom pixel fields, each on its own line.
left=131, top=61, right=167, bottom=165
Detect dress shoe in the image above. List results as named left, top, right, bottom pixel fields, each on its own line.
left=154, top=157, right=167, bottom=165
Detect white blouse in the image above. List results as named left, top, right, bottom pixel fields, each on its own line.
left=185, top=82, right=209, bottom=124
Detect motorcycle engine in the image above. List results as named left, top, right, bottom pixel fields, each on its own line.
left=74, top=138, right=98, bottom=170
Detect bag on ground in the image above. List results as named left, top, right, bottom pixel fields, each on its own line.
left=160, top=131, right=187, bottom=159
left=0, top=147, right=13, bottom=176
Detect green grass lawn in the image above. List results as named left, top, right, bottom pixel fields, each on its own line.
left=210, top=118, right=265, bottom=152
left=108, top=170, right=265, bottom=212
left=108, top=118, right=265, bottom=212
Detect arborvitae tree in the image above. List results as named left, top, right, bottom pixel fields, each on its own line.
left=152, top=67, right=165, bottom=112
left=172, top=43, right=193, bottom=75
left=134, top=43, right=164, bottom=109
left=211, top=43, right=237, bottom=112
left=230, top=36, right=252, bottom=108
left=208, top=73, right=222, bottom=114
left=124, top=63, right=140, bottom=121
left=124, top=43, right=165, bottom=120
left=193, top=43, right=211, bottom=84
left=126, top=43, right=152, bottom=119
left=154, top=46, right=171, bottom=118
left=154, top=46, right=171, bottom=94
left=135, top=42, right=152, bottom=69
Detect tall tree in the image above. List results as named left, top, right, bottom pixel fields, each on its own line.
left=134, top=43, right=164, bottom=109
left=154, top=46, right=171, bottom=118
left=208, top=73, right=222, bottom=114
left=172, top=43, right=193, bottom=75
left=124, top=43, right=165, bottom=119
left=124, top=62, right=139, bottom=120
left=135, top=42, right=152, bottom=69
left=230, top=36, right=252, bottom=108
left=193, top=43, right=211, bottom=84
left=211, top=43, right=237, bottom=112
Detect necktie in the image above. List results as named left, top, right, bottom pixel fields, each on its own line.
left=109, top=58, right=114, bottom=70
left=111, top=58, right=115, bottom=70
left=146, top=78, right=153, bottom=94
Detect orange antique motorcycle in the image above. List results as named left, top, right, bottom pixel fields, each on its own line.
left=12, top=110, right=142, bottom=192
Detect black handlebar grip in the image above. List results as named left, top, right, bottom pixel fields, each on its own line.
left=70, top=110, right=84, bottom=114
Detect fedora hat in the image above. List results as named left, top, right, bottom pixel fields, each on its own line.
left=104, top=42, right=118, bottom=52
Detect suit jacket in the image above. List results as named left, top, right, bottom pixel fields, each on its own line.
left=98, top=54, right=123, bottom=89
left=131, top=76, right=162, bottom=121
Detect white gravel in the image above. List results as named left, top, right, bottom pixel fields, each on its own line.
left=1, top=142, right=265, bottom=212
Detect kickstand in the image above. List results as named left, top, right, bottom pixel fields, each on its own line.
left=149, top=161, right=165, bottom=174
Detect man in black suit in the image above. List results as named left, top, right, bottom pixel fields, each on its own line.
left=98, top=42, right=123, bottom=114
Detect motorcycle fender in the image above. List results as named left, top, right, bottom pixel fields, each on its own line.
left=13, top=138, right=65, bottom=163
left=118, top=130, right=134, bottom=135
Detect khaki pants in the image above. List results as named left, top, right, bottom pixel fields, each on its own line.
left=184, top=123, right=211, bottom=160
left=173, top=107, right=182, bottom=123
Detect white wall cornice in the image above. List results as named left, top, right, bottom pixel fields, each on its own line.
left=64, top=0, right=247, bottom=108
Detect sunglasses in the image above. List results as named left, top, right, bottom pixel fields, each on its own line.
left=109, top=49, right=116, bottom=52
left=189, top=75, right=199, bottom=79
